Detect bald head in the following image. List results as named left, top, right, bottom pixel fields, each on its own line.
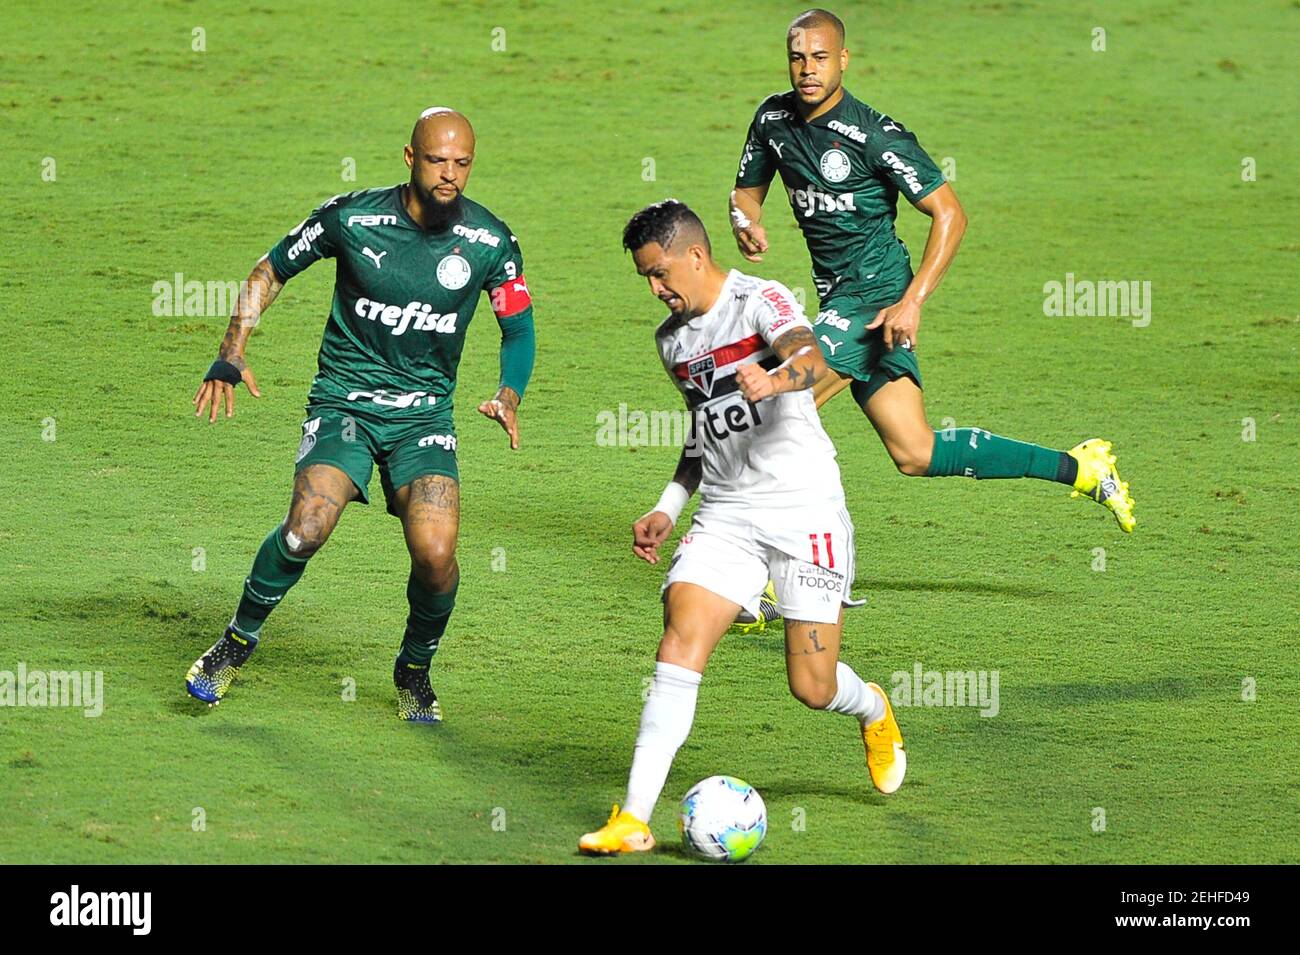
left=410, top=106, right=475, bottom=152
left=404, top=107, right=476, bottom=229
left=789, top=8, right=845, bottom=46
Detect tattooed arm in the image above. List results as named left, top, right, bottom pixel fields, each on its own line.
left=193, top=256, right=283, bottom=423
left=734, top=325, right=825, bottom=403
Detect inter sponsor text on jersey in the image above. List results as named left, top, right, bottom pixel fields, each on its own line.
left=656, top=270, right=845, bottom=506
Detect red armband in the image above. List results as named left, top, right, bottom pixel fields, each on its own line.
left=490, top=275, right=532, bottom=319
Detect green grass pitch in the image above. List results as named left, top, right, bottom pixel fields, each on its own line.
left=1, top=0, right=1296, bottom=863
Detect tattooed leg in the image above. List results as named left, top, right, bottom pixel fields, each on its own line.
left=283, top=464, right=356, bottom=557
left=785, top=610, right=886, bottom=725
left=392, top=475, right=461, bottom=668
left=231, top=464, right=355, bottom=637
left=784, top=614, right=844, bottom=709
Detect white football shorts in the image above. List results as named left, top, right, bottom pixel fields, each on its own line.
left=663, top=500, right=856, bottom=625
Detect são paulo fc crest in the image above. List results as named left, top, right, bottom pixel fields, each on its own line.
left=436, top=254, right=472, bottom=290
left=820, top=148, right=852, bottom=183
left=687, top=355, right=716, bottom=395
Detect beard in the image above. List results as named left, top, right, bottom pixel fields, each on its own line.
left=411, top=183, right=464, bottom=232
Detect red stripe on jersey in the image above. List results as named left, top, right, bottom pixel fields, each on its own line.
left=490, top=274, right=532, bottom=318
left=673, top=333, right=766, bottom=380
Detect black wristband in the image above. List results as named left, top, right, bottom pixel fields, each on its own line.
left=204, top=359, right=243, bottom=386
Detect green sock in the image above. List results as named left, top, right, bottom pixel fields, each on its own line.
left=232, top=526, right=309, bottom=637
left=925, top=429, right=1075, bottom=483
left=396, top=574, right=458, bottom=667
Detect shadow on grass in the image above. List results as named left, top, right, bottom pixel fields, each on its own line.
left=1014, top=676, right=1200, bottom=706
left=862, top=578, right=1055, bottom=598
left=749, top=778, right=895, bottom=803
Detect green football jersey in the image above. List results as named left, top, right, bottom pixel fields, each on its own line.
left=266, top=184, right=533, bottom=418
left=735, top=89, right=945, bottom=306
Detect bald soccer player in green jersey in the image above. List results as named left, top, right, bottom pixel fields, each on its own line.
left=729, top=9, right=1136, bottom=553
left=186, top=108, right=535, bottom=722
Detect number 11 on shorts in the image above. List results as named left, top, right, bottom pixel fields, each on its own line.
left=809, top=532, right=835, bottom=569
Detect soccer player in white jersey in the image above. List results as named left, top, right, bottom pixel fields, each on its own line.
left=579, top=200, right=906, bottom=855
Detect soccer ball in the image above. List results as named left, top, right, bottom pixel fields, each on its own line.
left=678, top=775, right=767, bottom=862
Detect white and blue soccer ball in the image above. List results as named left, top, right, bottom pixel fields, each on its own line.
left=678, top=775, right=767, bottom=862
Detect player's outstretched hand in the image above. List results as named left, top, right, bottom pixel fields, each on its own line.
left=866, top=298, right=921, bottom=352
left=478, top=390, right=520, bottom=450
left=733, top=221, right=768, bottom=263
left=735, top=362, right=777, bottom=403
left=193, top=361, right=261, bottom=424
left=632, top=510, right=674, bottom=564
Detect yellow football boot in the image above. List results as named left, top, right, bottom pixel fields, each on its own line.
left=1068, top=438, right=1136, bottom=533
left=730, top=581, right=782, bottom=635
left=578, top=805, right=656, bottom=855
left=862, top=683, right=907, bottom=795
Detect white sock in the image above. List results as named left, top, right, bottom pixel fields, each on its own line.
left=825, top=661, right=884, bottom=725
left=623, top=662, right=702, bottom=823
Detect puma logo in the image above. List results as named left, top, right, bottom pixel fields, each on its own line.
left=362, top=247, right=387, bottom=269
left=820, top=334, right=841, bottom=356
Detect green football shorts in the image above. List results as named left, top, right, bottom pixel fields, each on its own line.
left=293, top=405, right=459, bottom=515
left=812, top=289, right=923, bottom=404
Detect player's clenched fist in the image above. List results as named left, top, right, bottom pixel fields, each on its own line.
left=632, top=510, right=674, bottom=564
left=733, top=221, right=768, bottom=263
left=730, top=191, right=769, bottom=263
left=735, top=362, right=777, bottom=403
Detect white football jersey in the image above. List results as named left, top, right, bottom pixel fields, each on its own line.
left=656, top=269, right=845, bottom=506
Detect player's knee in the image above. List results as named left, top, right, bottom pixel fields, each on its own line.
left=657, top=624, right=702, bottom=670
left=789, top=676, right=836, bottom=710
left=281, top=512, right=334, bottom=558
left=410, top=539, right=458, bottom=589
left=658, top=625, right=689, bottom=663
left=889, top=440, right=933, bottom=477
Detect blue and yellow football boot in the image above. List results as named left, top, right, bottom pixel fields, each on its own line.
left=185, top=625, right=258, bottom=705
left=394, top=660, right=442, bottom=723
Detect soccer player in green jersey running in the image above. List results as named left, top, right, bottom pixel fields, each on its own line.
left=729, top=9, right=1136, bottom=537
left=185, top=108, right=536, bottom=722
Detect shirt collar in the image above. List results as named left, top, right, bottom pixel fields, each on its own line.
left=687, top=269, right=739, bottom=328
left=803, top=87, right=852, bottom=127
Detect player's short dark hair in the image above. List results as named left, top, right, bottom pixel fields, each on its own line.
left=622, top=199, right=711, bottom=255
left=789, top=8, right=846, bottom=46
